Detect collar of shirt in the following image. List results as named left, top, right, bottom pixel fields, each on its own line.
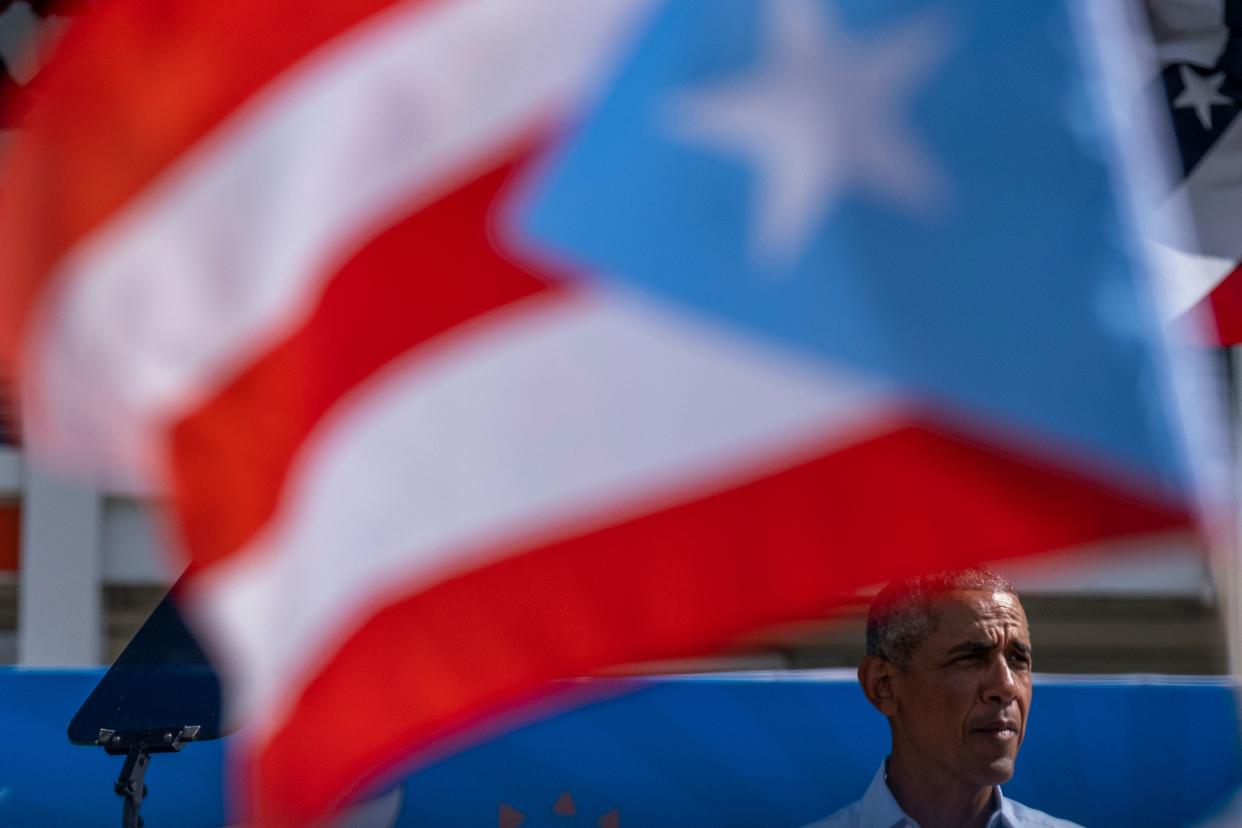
left=858, top=760, right=1015, bottom=828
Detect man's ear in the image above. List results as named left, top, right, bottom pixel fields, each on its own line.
left=858, top=655, right=899, bottom=716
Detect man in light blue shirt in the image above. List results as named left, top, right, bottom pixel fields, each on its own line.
left=808, top=569, right=1081, bottom=828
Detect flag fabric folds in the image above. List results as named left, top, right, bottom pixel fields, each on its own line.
left=1146, top=0, right=1242, bottom=341
left=0, top=0, right=1212, bottom=823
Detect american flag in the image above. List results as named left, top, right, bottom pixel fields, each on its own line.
left=0, top=0, right=1213, bottom=823
left=1147, top=0, right=1242, bottom=340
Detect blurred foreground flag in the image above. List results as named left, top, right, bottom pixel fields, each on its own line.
left=0, top=0, right=1219, bottom=823
left=1146, top=0, right=1242, bottom=340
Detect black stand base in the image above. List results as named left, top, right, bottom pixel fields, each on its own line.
left=97, top=725, right=201, bottom=828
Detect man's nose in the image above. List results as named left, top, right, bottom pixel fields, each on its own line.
left=981, top=654, right=1018, bottom=703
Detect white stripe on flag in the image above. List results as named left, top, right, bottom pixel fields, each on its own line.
left=184, top=287, right=897, bottom=736
left=1147, top=239, right=1236, bottom=318
left=22, top=0, right=653, bottom=481
left=1172, top=114, right=1242, bottom=263
left=1149, top=115, right=1242, bottom=268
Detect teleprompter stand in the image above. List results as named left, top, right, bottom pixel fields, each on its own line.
left=68, top=585, right=224, bottom=827
left=97, top=725, right=202, bottom=828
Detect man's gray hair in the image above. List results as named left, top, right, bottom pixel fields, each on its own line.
left=866, top=568, right=1016, bottom=671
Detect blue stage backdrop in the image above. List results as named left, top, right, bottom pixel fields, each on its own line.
left=1, top=670, right=1238, bottom=827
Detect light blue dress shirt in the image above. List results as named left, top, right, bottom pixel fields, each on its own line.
left=805, top=762, right=1083, bottom=828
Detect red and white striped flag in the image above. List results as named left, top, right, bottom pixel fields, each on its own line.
left=0, top=0, right=1211, bottom=824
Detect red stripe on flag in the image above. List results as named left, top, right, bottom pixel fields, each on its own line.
left=1205, top=263, right=1242, bottom=346
left=167, top=153, right=559, bottom=573
left=242, top=422, right=1189, bottom=825
left=0, top=0, right=419, bottom=371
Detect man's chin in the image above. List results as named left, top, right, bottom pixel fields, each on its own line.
left=975, top=755, right=1017, bottom=785
left=966, top=732, right=1020, bottom=782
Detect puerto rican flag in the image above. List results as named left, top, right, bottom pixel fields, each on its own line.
left=0, top=0, right=1213, bottom=823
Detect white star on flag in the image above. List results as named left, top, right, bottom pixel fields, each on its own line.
left=665, top=0, right=953, bottom=267
left=1173, top=64, right=1232, bottom=130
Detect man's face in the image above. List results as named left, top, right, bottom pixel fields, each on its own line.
left=888, top=589, right=1033, bottom=788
